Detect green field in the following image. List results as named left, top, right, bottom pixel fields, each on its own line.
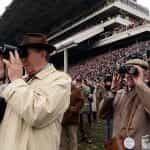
left=79, top=120, right=105, bottom=150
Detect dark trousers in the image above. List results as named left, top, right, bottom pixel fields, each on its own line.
left=104, top=119, right=113, bottom=142
left=79, top=113, right=91, bottom=141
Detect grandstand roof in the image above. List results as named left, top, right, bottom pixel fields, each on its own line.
left=48, top=0, right=150, bottom=47
left=0, top=0, right=102, bottom=45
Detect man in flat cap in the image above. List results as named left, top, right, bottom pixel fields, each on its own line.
left=0, top=33, right=71, bottom=150
left=100, top=57, right=150, bottom=150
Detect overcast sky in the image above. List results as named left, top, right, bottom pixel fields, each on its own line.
left=0, top=0, right=150, bottom=16
left=0, top=0, right=13, bottom=16
left=138, top=0, right=150, bottom=9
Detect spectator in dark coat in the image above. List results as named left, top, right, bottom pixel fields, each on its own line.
left=60, top=83, right=84, bottom=150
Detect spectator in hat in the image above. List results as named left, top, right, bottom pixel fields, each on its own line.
left=0, top=33, right=71, bottom=150
left=100, top=57, right=150, bottom=150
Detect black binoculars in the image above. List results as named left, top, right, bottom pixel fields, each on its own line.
left=118, top=65, right=138, bottom=76
left=0, top=44, right=27, bottom=59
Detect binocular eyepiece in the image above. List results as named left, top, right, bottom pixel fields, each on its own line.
left=117, top=65, right=138, bottom=76
left=0, top=44, right=17, bottom=59
left=0, top=44, right=27, bottom=59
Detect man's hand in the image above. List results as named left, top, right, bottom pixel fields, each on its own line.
left=3, top=51, right=23, bottom=82
left=132, top=65, right=144, bottom=85
left=111, top=72, right=121, bottom=91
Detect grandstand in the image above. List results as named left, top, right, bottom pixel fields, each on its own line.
left=48, top=0, right=150, bottom=81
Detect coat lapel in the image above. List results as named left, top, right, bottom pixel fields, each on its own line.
left=120, top=89, right=139, bottom=136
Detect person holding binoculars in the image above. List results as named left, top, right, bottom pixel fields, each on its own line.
left=0, top=33, right=71, bottom=150
left=100, top=54, right=150, bottom=150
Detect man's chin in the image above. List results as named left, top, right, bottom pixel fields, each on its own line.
left=25, top=68, right=32, bottom=74
left=128, top=84, right=135, bottom=89
left=27, top=70, right=36, bottom=76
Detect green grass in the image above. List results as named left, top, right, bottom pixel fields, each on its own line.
left=79, top=120, right=105, bottom=150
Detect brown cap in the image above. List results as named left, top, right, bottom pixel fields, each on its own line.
left=17, top=33, right=56, bottom=53
left=125, top=59, right=149, bottom=69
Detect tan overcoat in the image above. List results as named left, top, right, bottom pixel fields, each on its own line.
left=0, top=64, right=71, bottom=150
left=100, top=83, right=150, bottom=150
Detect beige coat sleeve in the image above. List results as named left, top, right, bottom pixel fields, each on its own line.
left=1, top=77, right=71, bottom=128
left=135, top=82, right=150, bottom=114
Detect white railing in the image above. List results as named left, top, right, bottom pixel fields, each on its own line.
left=117, top=0, right=149, bottom=15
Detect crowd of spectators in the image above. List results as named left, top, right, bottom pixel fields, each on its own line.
left=67, top=1, right=150, bottom=82
left=69, top=40, right=150, bottom=81
left=98, top=15, right=148, bottom=39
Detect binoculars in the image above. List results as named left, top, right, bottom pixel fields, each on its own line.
left=117, top=65, right=138, bottom=76
left=0, top=44, right=27, bottom=59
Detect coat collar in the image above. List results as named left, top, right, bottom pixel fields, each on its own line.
left=127, top=88, right=136, bottom=97
left=35, top=63, right=56, bottom=80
